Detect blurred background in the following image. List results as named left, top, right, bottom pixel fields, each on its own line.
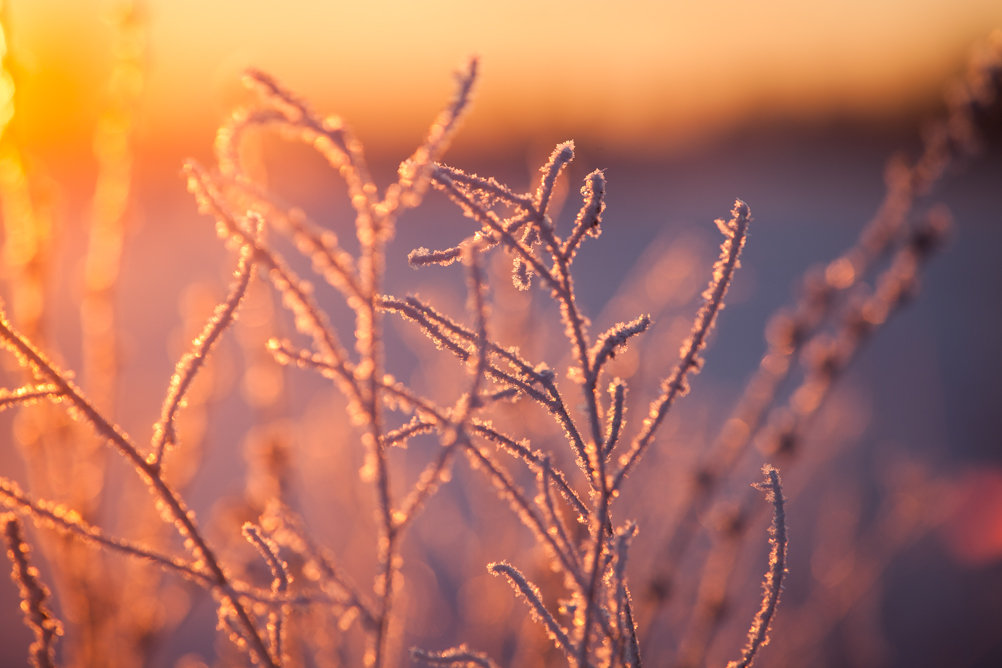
left=0, top=1, right=1001, bottom=666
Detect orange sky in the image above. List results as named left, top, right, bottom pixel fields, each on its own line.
left=5, top=0, right=1002, bottom=159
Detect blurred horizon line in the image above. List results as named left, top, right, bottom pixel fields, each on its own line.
left=3, top=1, right=1000, bottom=167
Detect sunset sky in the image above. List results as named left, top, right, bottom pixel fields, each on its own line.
left=5, top=0, right=1002, bottom=159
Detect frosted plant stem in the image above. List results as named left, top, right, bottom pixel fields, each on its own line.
left=489, top=562, right=575, bottom=656
left=430, top=172, right=597, bottom=480
left=361, top=224, right=396, bottom=668
left=614, top=201, right=751, bottom=492
left=412, top=644, right=499, bottom=667
left=578, top=464, right=611, bottom=664
left=0, top=476, right=213, bottom=585
left=0, top=385, right=62, bottom=410
left=387, top=391, right=587, bottom=588
left=243, top=523, right=290, bottom=665
left=151, top=245, right=254, bottom=469
left=0, top=312, right=277, bottom=667
left=727, top=466, right=787, bottom=668
left=3, top=514, right=61, bottom=668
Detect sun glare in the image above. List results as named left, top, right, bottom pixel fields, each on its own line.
left=4, top=0, right=1002, bottom=156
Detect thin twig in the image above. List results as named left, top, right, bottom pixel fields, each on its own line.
left=727, top=465, right=788, bottom=668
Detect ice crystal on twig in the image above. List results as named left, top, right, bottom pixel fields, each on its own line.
left=727, top=466, right=787, bottom=668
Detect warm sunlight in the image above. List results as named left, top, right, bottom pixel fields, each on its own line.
left=0, top=2, right=1000, bottom=667
left=6, top=0, right=1002, bottom=155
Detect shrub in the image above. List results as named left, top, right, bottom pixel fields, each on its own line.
left=0, top=13, right=999, bottom=667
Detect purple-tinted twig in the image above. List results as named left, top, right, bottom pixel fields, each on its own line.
left=151, top=243, right=254, bottom=469
left=243, top=523, right=291, bottom=665
left=3, top=514, right=61, bottom=668
left=614, top=200, right=751, bottom=492
left=488, top=561, right=575, bottom=656
left=389, top=58, right=479, bottom=214
left=0, top=311, right=277, bottom=667
left=411, top=644, right=499, bottom=668
left=603, top=379, right=628, bottom=460
left=727, top=466, right=787, bottom=668
left=0, top=384, right=62, bottom=412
